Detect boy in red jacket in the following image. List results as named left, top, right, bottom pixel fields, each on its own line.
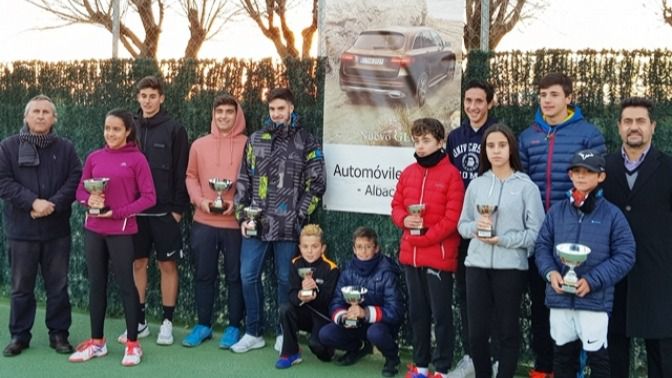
left=391, top=118, right=465, bottom=378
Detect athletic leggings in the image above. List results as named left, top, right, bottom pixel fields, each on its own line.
left=85, top=230, right=139, bottom=341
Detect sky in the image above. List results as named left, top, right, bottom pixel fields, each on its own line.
left=0, top=0, right=671, bottom=62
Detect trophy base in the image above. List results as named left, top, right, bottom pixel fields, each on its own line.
left=299, top=289, right=314, bottom=298
left=477, top=229, right=495, bottom=238
left=344, top=319, right=359, bottom=328
left=246, top=229, right=258, bottom=237
left=88, top=207, right=110, bottom=216
left=561, top=283, right=578, bottom=294
left=409, top=228, right=425, bottom=236
left=209, top=205, right=229, bottom=214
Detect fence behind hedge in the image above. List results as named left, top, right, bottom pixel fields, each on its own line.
left=2, top=50, right=672, bottom=375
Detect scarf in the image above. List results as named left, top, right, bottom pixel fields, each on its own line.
left=351, top=252, right=382, bottom=277
left=18, top=124, right=57, bottom=167
left=414, top=148, right=445, bottom=168
left=568, top=187, right=602, bottom=214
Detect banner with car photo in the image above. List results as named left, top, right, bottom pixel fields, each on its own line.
left=321, top=0, right=465, bottom=215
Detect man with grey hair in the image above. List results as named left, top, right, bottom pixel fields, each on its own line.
left=0, top=95, right=82, bottom=357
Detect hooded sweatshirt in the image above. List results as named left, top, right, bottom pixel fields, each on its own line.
left=186, top=102, right=247, bottom=229
left=457, top=170, right=545, bottom=270
left=76, top=143, right=156, bottom=235
left=447, top=116, right=497, bottom=188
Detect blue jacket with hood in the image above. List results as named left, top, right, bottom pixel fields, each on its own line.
left=518, top=106, right=606, bottom=210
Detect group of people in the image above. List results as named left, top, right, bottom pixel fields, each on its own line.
left=0, top=71, right=669, bottom=378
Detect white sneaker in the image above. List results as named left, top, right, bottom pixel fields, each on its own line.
left=491, top=360, right=499, bottom=378
left=117, top=322, right=150, bottom=344
left=274, top=335, right=283, bottom=353
left=447, top=354, right=475, bottom=378
left=68, top=339, right=108, bottom=362
left=230, top=333, right=266, bottom=353
left=156, top=319, right=174, bottom=345
left=121, top=341, right=143, bottom=366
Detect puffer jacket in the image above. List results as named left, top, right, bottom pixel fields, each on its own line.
left=329, top=253, right=404, bottom=327
left=534, top=194, right=635, bottom=312
left=391, top=156, right=464, bottom=272
left=518, top=105, right=606, bottom=210
left=234, top=112, right=326, bottom=241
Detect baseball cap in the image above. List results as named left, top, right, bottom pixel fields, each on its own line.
left=569, top=149, right=605, bottom=173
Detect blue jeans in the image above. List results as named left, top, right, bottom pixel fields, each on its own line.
left=240, top=238, right=297, bottom=336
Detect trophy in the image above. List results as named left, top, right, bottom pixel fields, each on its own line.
left=297, top=267, right=315, bottom=298
left=243, top=206, right=263, bottom=237
left=83, top=178, right=110, bottom=215
left=341, top=286, right=368, bottom=328
left=556, top=243, right=592, bottom=294
left=407, top=204, right=426, bottom=235
left=476, top=204, right=498, bottom=238
left=208, top=178, right=233, bottom=214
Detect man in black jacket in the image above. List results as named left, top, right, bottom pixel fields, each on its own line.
left=603, top=97, right=672, bottom=378
left=117, top=76, right=189, bottom=346
left=0, top=95, right=82, bottom=357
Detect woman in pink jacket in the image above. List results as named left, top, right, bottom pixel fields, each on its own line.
left=69, top=109, right=156, bottom=366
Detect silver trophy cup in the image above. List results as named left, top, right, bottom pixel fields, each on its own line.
left=243, top=206, right=263, bottom=237
left=83, top=178, right=110, bottom=215
left=407, top=203, right=426, bottom=236
left=556, top=243, right=592, bottom=294
left=297, top=267, right=315, bottom=298
left=208, top=178, right=233, bottom=214
left=341, top=286, right=368, bottom=328
left=476, top=204, right=498, bottom=238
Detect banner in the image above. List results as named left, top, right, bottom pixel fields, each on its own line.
left=321, top=0, right=465, bottom=214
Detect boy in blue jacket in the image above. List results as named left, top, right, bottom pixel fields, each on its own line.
left=534, top=149, right=635, bottom=378
left=318, top=227, right=404, bottom=377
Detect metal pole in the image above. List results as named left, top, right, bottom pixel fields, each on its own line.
left=480, top=0, right=490, bottom=51
left=112, top=0, right=120, bottom=58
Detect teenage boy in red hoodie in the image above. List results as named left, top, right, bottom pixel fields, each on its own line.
left=183, top=95, right=247, bottom=349
left=391, top=118, right=465, bottom=378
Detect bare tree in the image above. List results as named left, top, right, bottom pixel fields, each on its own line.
left=24, top=0, right=237, bottom=59
left=664, top=0, right=672, bottom=27
left=238, top=0, right=317, bottom=59
left=181, top=0, right=239, bottom=59
left=464, top=0, right=544, bottom=50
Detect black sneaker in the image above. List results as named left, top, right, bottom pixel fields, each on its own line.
left=336, top=341, right=372, bottom=366
left=381, top=356, right=400, bottom=377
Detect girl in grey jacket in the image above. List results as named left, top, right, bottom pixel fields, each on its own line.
left=457, top=124, right=545, bottom=378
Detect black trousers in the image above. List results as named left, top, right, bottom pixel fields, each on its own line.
left=9, top=236, right=72, bottom=342
left=190, top=223, right=243, bottom=328
left=278, top=302, right=332, bottom=359
left=554, top=340, right=610, bottom=378
left=607, top=279, right=630, bottom=378
left=645, top=338, right=672, bottom=378
left=85, top=230, right=139, bottom=341
left=528, top=257, right=554, bottom=372
left=404, top=265, right=455, bottom=374
left=455, top=238, right=470, bottom=355
left=466, top=267, right=526, bottom=378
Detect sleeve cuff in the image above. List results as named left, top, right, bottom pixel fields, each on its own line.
left=332, top=309, right=347, bottom=324
left=366, top=306, right=383, bottom=323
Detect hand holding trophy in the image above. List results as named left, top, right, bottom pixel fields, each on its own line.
left=407, top=204, right=426, bottom=235
left=476, top=204, right=498, bottom=238
left=298, top=267, right=316, bottom=300
left=208, top=178, right=233, bottom=214
left=243, top=205, right=263, bottom=237
left=83, top=178, right=110, bottom=215
left=556, top=243, right=591, bottom=294
left=341, top=286, right=368, bottom=328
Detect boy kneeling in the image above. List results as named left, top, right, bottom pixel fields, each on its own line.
left=319, top=227, right=404, bottom=377
left=535, top=150, right=635, bottom=377
left=276, top=224, right=339, bottom=369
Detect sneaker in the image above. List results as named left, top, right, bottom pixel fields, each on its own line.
left=528, top=370, right=554, bottom=378
left=405, top=364, right=427, bottom=378
left=275, top=352, right=302, bottom=369
left=219, top=326, right=241, bottom=349
left=230, top=333, right=266, bottom=353
left=121, top=341, right=143, bottom=366
left=156, top=319, right=174, bottom=345
left=182, top=325, right=212, bottom=347
left=117, top=322, right=150, bottom=344
left=68, top=339, right=108, bottom=362
left=491, top=361, right=499, bottom=378
left=382, top=357, right=400, bottom=377
left=335, top=340, right=372, bottom=366
left=274, top=335, right=283, bottom=353
left=447, top=355, right=475, bottom=378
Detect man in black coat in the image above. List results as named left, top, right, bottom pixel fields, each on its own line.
left=0, top=95, right=82, bottom=357
left=603, top=97, right=672, bottom=378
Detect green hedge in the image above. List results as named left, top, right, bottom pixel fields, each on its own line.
left=2, top=51, right=670, bottom=375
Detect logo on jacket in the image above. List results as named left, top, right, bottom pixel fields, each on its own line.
left=461, top=152, right=479, bottom=173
